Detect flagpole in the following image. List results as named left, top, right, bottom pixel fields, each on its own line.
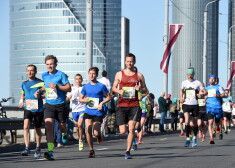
left=163, top=0, right=169, bottom=95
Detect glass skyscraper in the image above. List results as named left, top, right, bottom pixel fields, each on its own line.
left=228, top=0, right=235, bottom=98
left=171, top=0, right=219, bottom=98
left=10, top=0, right=121, bottom=105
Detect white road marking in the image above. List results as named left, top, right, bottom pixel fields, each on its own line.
left=96, top=148, right=109, bottom=151
left=160, top=138, right=167, bottom=141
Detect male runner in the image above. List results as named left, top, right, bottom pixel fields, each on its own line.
left=206, top=75, right=225, bottom=144
left=41, top=55, right=71, bottom=160
left=67, top=74, right=86, bottom=151
left=112, top=53, right=148, bottom=159
left=19, top=64, right=44, bottom=158
left=79, top=67, right=110, bottom=158
left=180, top=67, right=206, bottom=147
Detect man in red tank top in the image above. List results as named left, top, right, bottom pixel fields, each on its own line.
left=112, top=53, right=148, bottom=159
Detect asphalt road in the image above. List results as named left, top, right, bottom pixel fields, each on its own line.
left=0, top=130, right=235, bottom=168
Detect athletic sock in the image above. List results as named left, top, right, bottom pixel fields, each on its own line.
left=47, top=142, right=54, bottom=152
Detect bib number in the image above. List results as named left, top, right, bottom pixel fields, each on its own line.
left=46, top=88, right=58, bottom=100
left=87, top=98, right=99, bottom=109
left=122, top=87, right=135, bottom=99
left=26, top=100, right=38, bottom=110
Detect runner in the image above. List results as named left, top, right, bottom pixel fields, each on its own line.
left=112, top=53, right=148, bottom=159
left=18, top=64, right=44, bottom=158
left=222, top=96, right=233, bottom=134
left=178, top=99, right=185, bottom=136
left=180, top=67, right=206, bottom=147
left=67, top=74, right=86, bottom=151
left=41, top=55, right=71, bottom=160
left=79, top=67, right=111, bottom=158
left=197, top=89, right=208, bottom=142
left=205, top=75, right=225, bottom=144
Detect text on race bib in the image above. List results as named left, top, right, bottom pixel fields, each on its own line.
left=208, top=89, right=216, bottom=97
left=46, top=88, right=58, bottom=100
left=122, top=87, right=135, bottom=99
left=198, top=99, right=206, bottom=106
left=26, top=100, right=38, bottom=110
left=87, top=98, right=99, bottom=109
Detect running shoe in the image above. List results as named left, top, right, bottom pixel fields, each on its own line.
left=198, top=131, right=202, bottom=138
left=192, top=138, right=197, bottom=147
left=131, top=144, right=137, bottom=151
left=201, top=137, right=205, bottom=142
left=228, top=128, right=231, bottom=132
left=62, top=134, right=68, bottom=143
left=34, top=148, right=41, bottom=159
left=57, top=143, right=64, bottom=148
left=79, top=141, right=84, bottom=151
left=97, top=136, right=103, bottom=144
left=224, top=130, right=228, bottom=134
left=179, top=132, right=184, bottom=137
left=184, top=140, right=190, bottom=147
left=44, top=151, right=54, bottom=160
left=21, top=148, right=30, bottom=156
left=138, top=139, right=143, bottom=144
left=125, top=151, right=132, bottom=159
left=209, top=138, right=215, bottom=144
left=219, top=133, right=223, bottom=140
left=88, top=150, right=95, bottom=158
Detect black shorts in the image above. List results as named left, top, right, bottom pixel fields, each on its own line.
left=24, top=110, right=44, bottom=128
left=198, top=112, right=208, bottom=121
left=84, top=113, right=103, bottom=123
left=43, top=103, right=67, bottom=123
left=223, top=112, right=232, bottom=120
left=179, top=112, right=184, bottom=119
left=233, top=115, right=235, bottom=119
left=207, top=113, right=221, bottom=123
left=199, top=106, right=206, bottom=113
left=182, top=104, right=199, bottom=117
left=116, top=106, right=141, bottom=126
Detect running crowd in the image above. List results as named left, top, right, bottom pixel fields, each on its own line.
left=18, top=53, right=234, bottom=160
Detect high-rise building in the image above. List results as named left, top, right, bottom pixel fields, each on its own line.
left=10, top=0, right=122, bottom=105
left=228, top=0, right=235, bottom=98
left=171, top=0, right=219, bottom=98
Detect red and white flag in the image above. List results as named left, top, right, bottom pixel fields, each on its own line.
left=160, top=24, right=183, bottom=74
left=227, top=61, right=235, bottom=90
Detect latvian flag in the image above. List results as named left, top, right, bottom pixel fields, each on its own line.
left=227, top=61, right=235, bottom=90
left=160, top=24, right=183, bottom=74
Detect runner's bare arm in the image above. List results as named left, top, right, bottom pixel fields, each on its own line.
left=18, top=93, right=25, bottom=108
left=138, top=72, right=148, bottom=94
left=79, top=94, right=89, bottom=103
left=98, top=93, right=111, bottom=111
left=180, top=89, right=184, bottom=103
left=112, top=71, right=124, bottom=95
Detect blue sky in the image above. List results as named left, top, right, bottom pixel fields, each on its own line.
left=0, top=0, right=228, bottom=101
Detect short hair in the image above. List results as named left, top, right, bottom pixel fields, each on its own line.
left=102, top=70, right=107, bottom=77
left=75, top=73, right=83, bottom=79
left=45, top=55, right=58, bottom=64
left=89, top=67, right=99, bottom=76
left=26, top=64, right=37, bottom=72
left=125, top=53, right=136, bottom=63
left=149, top=93, right=155, bottom=99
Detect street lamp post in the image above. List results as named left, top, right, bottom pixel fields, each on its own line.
left=203, top=0, right=219, bottom=85
left=228, top=25, right=235, bottom=81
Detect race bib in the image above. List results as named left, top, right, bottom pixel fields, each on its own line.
left=26, top=100, right=38, bottom=110
left=223, top=102, right=231, bottom=112
left=185, top=90, right=196, bottom=100
left=87, top=98, right=99, bottom=109
left=46, top=88, right=58, bottom=100
left=198, top=99, right=206, bottom=106
left=122, top=87, right=135, bottom=99
left=208, top=89, right=216, bottom=97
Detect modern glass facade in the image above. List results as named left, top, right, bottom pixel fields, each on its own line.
left=10, top=0, right=121, bottom=105
left=171, top=0, right=219, bottom=98
left=228, top=0, right=235, bottom=98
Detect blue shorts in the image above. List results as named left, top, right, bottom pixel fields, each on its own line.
left=72, top=111, right=85, bottom=123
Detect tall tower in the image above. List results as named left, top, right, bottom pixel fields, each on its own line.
left=171, top=0, right=219, bottom=98
left=9, top=0, right=121, bottom=105
left=228, top=0, right=235, bottom=98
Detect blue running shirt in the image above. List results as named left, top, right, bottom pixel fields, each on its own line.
left=81, top=82, right=109, bottom=116
left=42, top=70, right=69, bottom=105
left=21, top=78, right=43, bottom=112
left=206, top=84, right=224, bottom=109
